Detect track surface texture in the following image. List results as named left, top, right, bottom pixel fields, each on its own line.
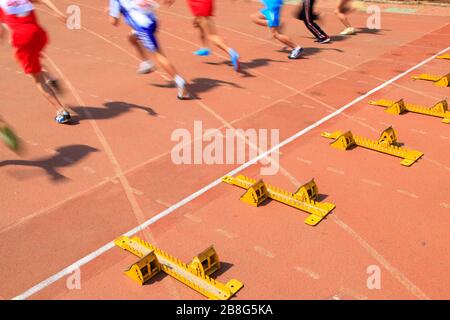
left=0, top=0, right=449, bottom=300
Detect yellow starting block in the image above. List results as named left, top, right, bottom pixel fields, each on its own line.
left=222, top=175, right=335, bottom=226
left=412, top=73, right=449, bottom=87
left=369, top=99, right=450, bottom=124
left=321, top=127, right=424, bottom=166
left=437, top=54, right=450, bottom=60
left=115, top=236, right=243, bottom=300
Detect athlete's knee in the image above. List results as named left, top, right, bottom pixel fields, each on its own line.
left=128, top=33, right=137, bottom=44
left=193, top=17, right=200, bottom=28
left=335, top=7, right=345, bottom=15
left=250, top=13, right=259, bottom=22
left=196, top=16, right=206, bottom=26
left=271, top=28, right=279, bottom=39
left=31, top=71, right=44, bottom=84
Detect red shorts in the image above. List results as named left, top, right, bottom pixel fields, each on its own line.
left=12, top=25, right=48, bottom=75
left=187, top=0, right=214, bottom=17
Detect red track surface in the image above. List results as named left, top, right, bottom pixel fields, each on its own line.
left=0, top=0, right=449, bottom=300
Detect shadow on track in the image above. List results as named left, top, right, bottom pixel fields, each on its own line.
left=69, top=101, right=158, bottom=124
left=152, top=77, right=243, bottom=100
left=0, top=144, right=98, bottom=181
left=205, top=58, right=287, bottom=78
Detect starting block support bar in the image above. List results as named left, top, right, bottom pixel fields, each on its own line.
left=222, top=175, right=335, bottom=226
left=412, top=73, right=449, bottom=87
left=437, top=54, right=450, bottom=60
left=114, top=236, right=243, bottom=300
left=321, top=127, right=424, bottom=166
left=369, top=99, right=450, bottom=124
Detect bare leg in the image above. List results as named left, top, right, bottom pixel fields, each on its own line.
left=271, top=28, right=297, bottom=49
left=197, top=17, right=231, bottom=54
left=149, top=49, right=177, bottom=78
left=31, top=71, right=67, bottom=112
left=147, top=48, right=188, bottom=98
left=251, top=12, right=269, bottom=27
left=194, top=17, right=209, bottom=48
left=251, top=13, right=296, bottom=48
left=128, top=32, right=149, bottom=61
left=335, top=0, right=353, bottom=28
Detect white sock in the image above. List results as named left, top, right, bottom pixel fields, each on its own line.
left=174, top=75, right=185, bottom=87
left=140, top=60, right=152, bottom=67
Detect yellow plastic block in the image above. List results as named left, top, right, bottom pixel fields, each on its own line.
left=222, top=175, right=335, bottom=226
left=385, top=99, right=407, bottom=115
left=321, top=131, right=356, bottom=150
left=322, top=127, right=424, bottom=166
left=412, top=73, right=450, bottom=87
left=189, top=246, right=221, bottom=277
left=115, top=236, right=243, bottom=300
left=437, top=54, right=450, bottom=60
left=369, top=99, right=450, bottom=123
left=294, top=179, right=319, bottom=202
left=378, top=126, right=398, bottom=146
left=123, top=251, right=160, bottom=285
left=240, top=179, right=269, bottom=206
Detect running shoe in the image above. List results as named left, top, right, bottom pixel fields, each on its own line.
left=317, top=37, right=331, bottom=44
left=137, top=61, right=154, bottom=74
left=55, top=109, right=71, bottom=124
left=288, top=46, right=304, bottom=59
left=340, top=27, right=356, bottom=35
left=193, top=48, right=211, bottom=56
left=229, top=49, right=240, bottom=72
left=175, top=76, right=189, bottom=100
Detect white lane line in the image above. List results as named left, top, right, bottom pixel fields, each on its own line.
left=409, top=128, right=427, bottom=135
left=13, top=44, right=449, bottom=300
left=62, top=157, right=74, bottom=164
left=131, top=188, right=144, bottom=196
left=327, top=167, right=345, bottom=175
left=297, top=158, right=313, bottom=165
left=216, top=229, right=237, bottom=239
left=155, top=199, right=172, bottom=208
left=254, top=246, right=275, bottom=259
left=295, top=267, right=320, bottom=280
left=362, top=179, right=382, bottom=187
left=397, top=189, right=419, bottom=199
left=106, top=177, right=120, bottom=184
left=82, top=166, right=96, bottom=174
left=184, top=213, right=202, bottom=223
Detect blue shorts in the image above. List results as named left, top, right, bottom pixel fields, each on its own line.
left=133, top=20, right=159, bottom=52
left=260, top=2, right=281, bottom=28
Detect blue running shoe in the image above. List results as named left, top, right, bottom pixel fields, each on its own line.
left=193, top=48, right=211, bottom=56
left=229, top=49, right=240, bottom=72
left=55, top=110, right=71, bottom=124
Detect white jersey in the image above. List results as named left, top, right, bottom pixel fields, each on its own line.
left=109, top=0, right=158, bottom=31
left=0, top=0, right=33, bottom=16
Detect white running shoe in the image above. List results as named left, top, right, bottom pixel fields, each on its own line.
left=288, top=46, right=304, bottom=60
left=340, top=27, right=356, bottom=35
left=174, top=75, right=189, bottom=100
left=137, top=61, right=154, bottom=74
